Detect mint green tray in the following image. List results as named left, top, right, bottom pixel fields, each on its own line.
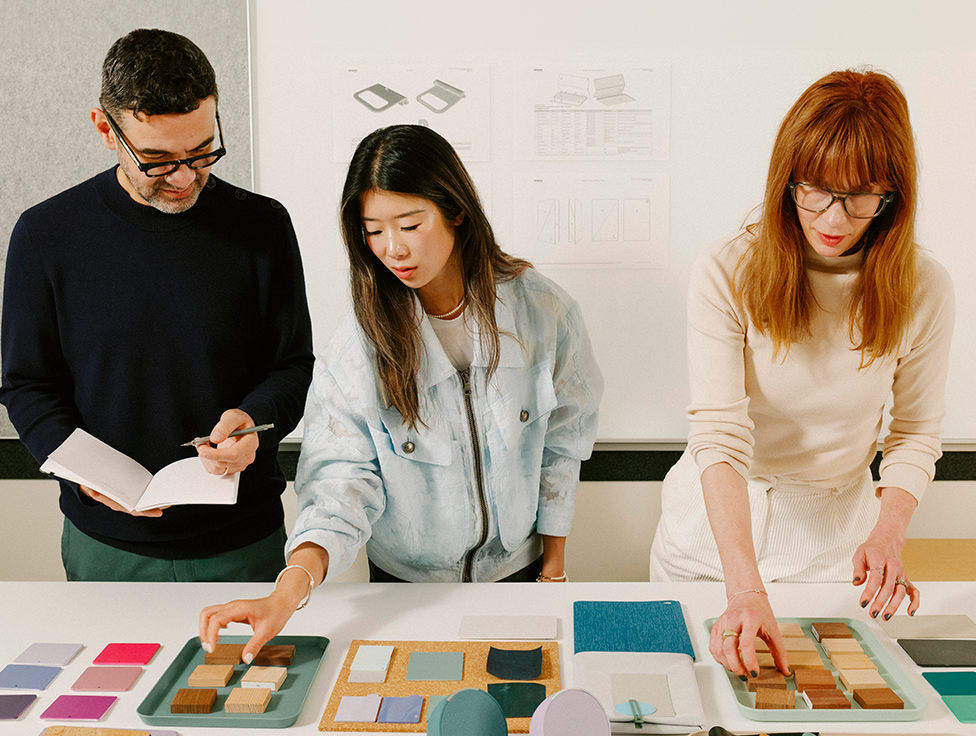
left=137, top=635, right=329, bottom=728
left=703, top=617, right=926, bottom=722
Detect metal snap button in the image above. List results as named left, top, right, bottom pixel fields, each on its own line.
left=234, top=189, right=247, bottom=200
left=519, top=410, right=529, bottom=422
left=402, top=441, right=415, bottom=454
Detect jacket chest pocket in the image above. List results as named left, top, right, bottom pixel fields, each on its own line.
left=489, top=363, right=558, bottom=451
left=377, top=408, right=453, bottom=467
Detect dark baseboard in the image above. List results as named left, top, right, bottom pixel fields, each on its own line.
left=3, top=439, right=975, bottom=483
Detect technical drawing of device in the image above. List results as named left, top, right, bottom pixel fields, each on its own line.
left=593, top=74, right=635, bottom=106
left=353, top=83, right=408, bottom=112
left=623, top=198, right=651, bottom=241
left=416, top=80, right=466, bottom=114
left=568, top=199, right=583, bottom=243
left=550, top=74, right=589, bottom=106
left=592, top=199, right=620, bottom=241
left=538, top=199, right=559, bottom=243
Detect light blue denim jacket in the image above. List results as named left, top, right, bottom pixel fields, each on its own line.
left=287, top=269, right=603, bottom=582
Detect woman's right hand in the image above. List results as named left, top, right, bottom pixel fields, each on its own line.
left=708, top=591, right=791, bottom=679
left=199, top=593, right=297, bottom=665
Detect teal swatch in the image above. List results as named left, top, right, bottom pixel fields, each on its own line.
left=405, top=651, right=463, bottom=681
left=427, top=688, right=507, bottom=736
left=924, top=671, right=976, bottom=695
left=487, top=681, right=546, bottom=718
left=943, top=695, right=976, bottom=723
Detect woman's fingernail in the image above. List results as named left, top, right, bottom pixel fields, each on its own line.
left=739, top=674, right=748, bottom=682
left=853, top=576, right=861, bottom=583
left=243, top=652, right=253, bottom=664
left=909, top=609, right=915, bottom=616
left=202, top=643, right=212, bottom=653
left=861, top=600, right=868, bottom=608
left=871, top=610, right=879, bottom=618
left=750, top=670, right=758, bottom=678
left=884, top=613, right=891, bottom=621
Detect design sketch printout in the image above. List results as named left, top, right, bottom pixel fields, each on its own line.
left=514, top=64, right=671, bottom=161
left=333, top=64, right=490, bottom=162
left=513, top=174, right=669, bottom=268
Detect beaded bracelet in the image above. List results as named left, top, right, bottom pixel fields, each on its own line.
left=274, top=564, right=316, bottom=610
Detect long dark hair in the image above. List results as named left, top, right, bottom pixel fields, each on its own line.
left=340, top=125, right=531, bottom=428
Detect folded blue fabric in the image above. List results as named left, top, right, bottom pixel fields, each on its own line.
left=573, top=600, right=695, bottom=660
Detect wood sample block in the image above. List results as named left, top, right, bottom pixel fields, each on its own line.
left=755, top=686, right=795, bottom=709
left=811, top=621, right=853, bottom=642
left=821, top=638, right=863, bottom=656
left=225, top=686, right=273, bottom=714
left=777, top=622, right=806, bottom=638
left=829, top=652, right=876, bottom=670
left=853, top=686, right=904, bottom=709
left=170, top=687, right=216, bottom=714
left=793, top=669, right=836, bottom=692
left=786, top=651, right=824, bottom=670
left=802, top=688, right=851, bottom=709
left=752, top=637, right=770, bottom=653
left=755, top=652, right=775, bottom=668
left=241, top=666, right=287, bottom=691
left=187, top=664, right=234, bottom=688
left=204, top=643, right=244, bottom=665
left=838, top=668, right=887, bottom=691
left=782, top=637, right=817, bottom=652
left=747, top=669, right=786, bottom=692
left=252, top=644, right=295, bottom=666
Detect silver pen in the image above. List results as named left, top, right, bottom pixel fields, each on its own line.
left=181, top=423, right=275, bottom=447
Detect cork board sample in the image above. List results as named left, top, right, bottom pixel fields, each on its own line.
left=320, top=639, right=561, bottom=733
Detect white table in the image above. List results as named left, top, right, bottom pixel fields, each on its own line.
left=0, top=581, right=971, bottom=735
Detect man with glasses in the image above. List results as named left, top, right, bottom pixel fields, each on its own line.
left=0, top=29, right=313, bottom=581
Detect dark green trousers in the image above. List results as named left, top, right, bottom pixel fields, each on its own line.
left=61, top=518, right=286, bottom=582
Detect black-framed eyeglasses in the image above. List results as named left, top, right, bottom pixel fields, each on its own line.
left=103, top=109, right=226, bottom=177
left=788, top=182, right=894, bottom=220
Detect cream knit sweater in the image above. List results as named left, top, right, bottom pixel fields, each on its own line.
left=686, top=233, right=955, bottom=502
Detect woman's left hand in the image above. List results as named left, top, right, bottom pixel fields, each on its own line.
left=851, top=487, right=921, bottom=619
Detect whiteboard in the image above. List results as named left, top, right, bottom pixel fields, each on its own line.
left=248, top=0, right=976, bottom=443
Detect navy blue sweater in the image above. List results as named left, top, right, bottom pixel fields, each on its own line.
left=1, top=168, right=314, bottom=558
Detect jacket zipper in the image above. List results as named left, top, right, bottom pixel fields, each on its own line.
left=459, top=368, right=489, bottom=582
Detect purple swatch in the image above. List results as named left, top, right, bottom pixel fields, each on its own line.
left=378, top=694, right=423, bottom=723
left=40, top=694, right=117, bottom=720
left=0, top=664, right=61, bottom=690
left=0, top=693, right=36, bottom=720
left=93, top=642, right=160, bottom=665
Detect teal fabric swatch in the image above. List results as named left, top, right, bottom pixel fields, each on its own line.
left=427, top=688, right=507, bottom=736
left=573, top=601, right=696, bottom=660
left=405, top=651, right=464, bottom=681
left=487, top=681, right=547, bottom=718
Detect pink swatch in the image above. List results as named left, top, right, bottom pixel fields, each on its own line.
left=93, top=643, right=160, bottom=665
left=40, top=694, right=117, bottom=720
left=72, top=666, right=142, bottom=691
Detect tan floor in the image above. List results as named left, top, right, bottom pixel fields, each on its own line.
left=901, top=539, right=976, bottom=581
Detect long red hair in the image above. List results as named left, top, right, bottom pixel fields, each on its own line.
left=734, top=68, right=918, bottom=365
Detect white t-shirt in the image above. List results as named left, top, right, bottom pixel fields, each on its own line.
left=428, top=310, right=474, bottom=370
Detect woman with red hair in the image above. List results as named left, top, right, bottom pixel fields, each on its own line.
left=649, top=69, right=954, bottom=678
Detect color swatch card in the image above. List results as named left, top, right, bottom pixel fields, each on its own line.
left=0, top=692, right=36, bottom=720
left=880, top=614, right=976, bottom=640
left=72, top=666, right=142, bottom=691
left=40, top=694, right=117, bottom=720
left=573, top=600, right=696, bottom=660
left=0, top=664, right=61, bottom=690
left=924, top=671, right=976, bottom=696
left=405, top=651, right=464, bottom=681
left=14, top=643, right=83, bottom=666
left=39, top=726, right=179, bottom=735
left=898, top=639, right=976, bottom=667
left=94, top=643, right=160, bottom=666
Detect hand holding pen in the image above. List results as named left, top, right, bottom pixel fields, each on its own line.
left=191, top=410, right=270, bottom=476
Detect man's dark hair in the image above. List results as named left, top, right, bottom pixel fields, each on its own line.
left=99, top=28, right=218, bottom=118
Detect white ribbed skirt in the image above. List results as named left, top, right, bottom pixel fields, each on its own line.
left=648, top=450, right=880, bottom=583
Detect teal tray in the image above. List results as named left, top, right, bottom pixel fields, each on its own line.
left=703, top=617, right=926, bottom=722
left=137, top=635, right=329, bottom=728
